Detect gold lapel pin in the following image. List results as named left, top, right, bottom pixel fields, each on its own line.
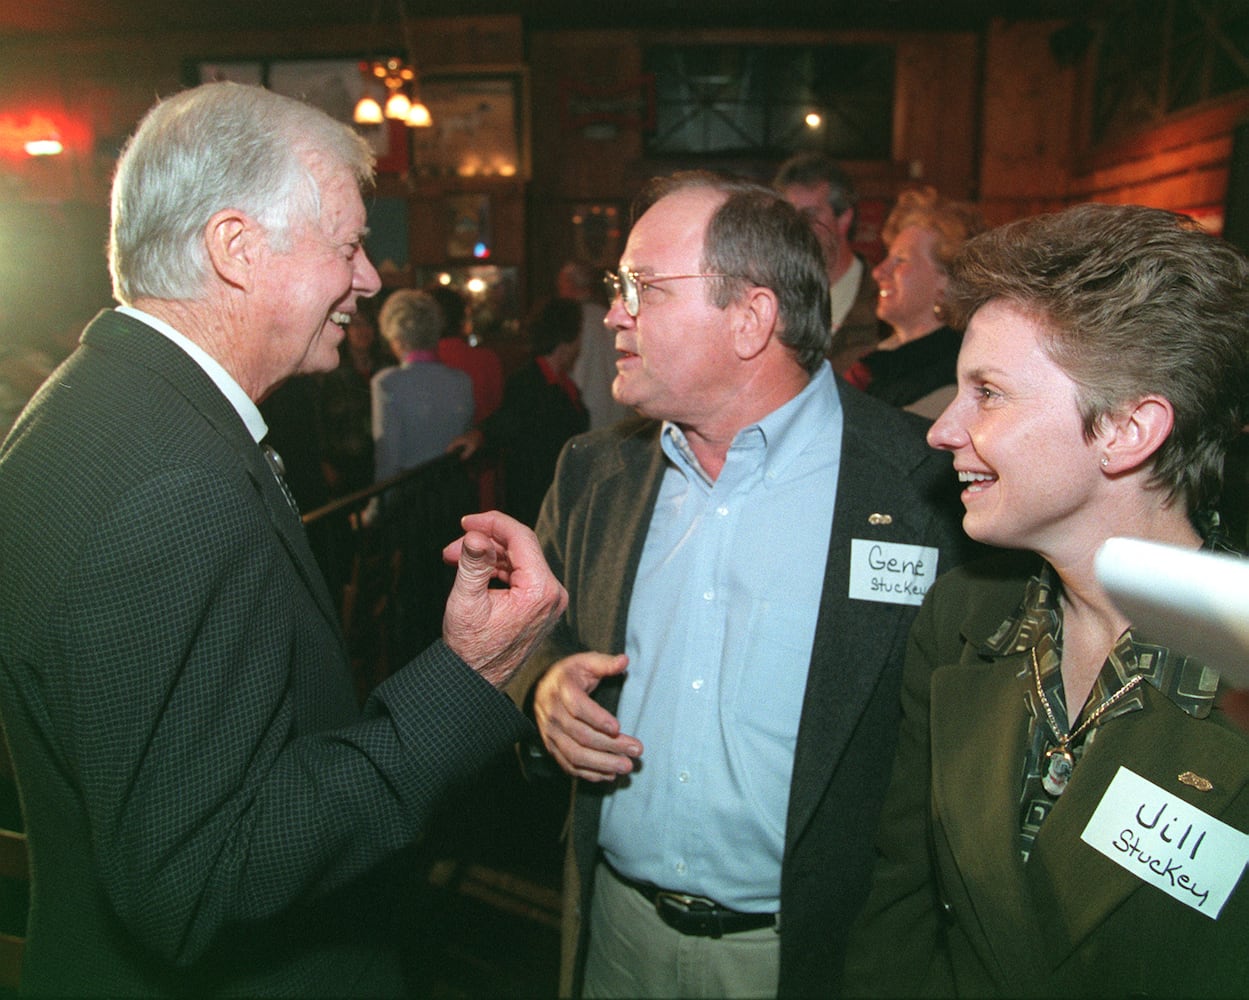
left=1178, top=771, right=1214, bottom=792
left=868, top=513, right=893, bottom=525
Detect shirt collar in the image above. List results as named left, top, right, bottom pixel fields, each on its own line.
left=659, top=361, right=840, bottom=488
left=980, top=560, right=1219, bottom=720
left=116, top=305, right=268, bottom=444
left=830, top=255, right=864, bottom=330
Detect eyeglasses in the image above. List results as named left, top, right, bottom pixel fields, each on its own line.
left=603, top=268, right=737, bottom=318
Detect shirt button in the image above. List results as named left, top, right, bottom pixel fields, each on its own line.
left=716, top=505, right=728, bottom=516
left=675, top=861, right=687, bottom=875
left=703, top=590, right=714, bottom=601
left=678, top=770, right=690, bottom=783
left=691, top=678, right=704, bottom=691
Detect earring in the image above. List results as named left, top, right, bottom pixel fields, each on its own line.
left=1100, top=456, right=1110, bottom=468
left=932, top=302, right=944, bottom=320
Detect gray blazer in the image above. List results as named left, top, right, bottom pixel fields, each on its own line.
left=0, top=310, right=530, bottom=995
left=514, top=377, right=977, bottom=997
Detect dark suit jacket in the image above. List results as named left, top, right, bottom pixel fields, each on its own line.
left=845, top=553, right=1249, bottom=997
left=512, top=377, right=975, bottom=998
left=0, top=310, right=530, bottom=996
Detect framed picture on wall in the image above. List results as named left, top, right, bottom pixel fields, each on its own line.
left=190, top=57, right=408, bottom=172
left=409, top=67, right=530, bottom=180
left=445, top=194, right=493, bottom=260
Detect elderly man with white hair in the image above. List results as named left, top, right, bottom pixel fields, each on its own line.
left=0, top=81, right=566, bottom=996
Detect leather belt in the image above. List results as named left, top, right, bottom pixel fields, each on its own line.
left=605, top=862, right=776, bottom=939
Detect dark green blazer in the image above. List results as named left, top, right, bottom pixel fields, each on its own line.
left=0, top=310, right=530, bottom=995
left=513, top=377, right=976, bottom=998
left=846, top=553, right=1249, bottom=997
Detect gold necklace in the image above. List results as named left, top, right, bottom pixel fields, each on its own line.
left=1031, top=647, right=1144, bottom=797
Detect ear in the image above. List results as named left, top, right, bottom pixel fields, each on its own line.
left=204, top=209, right=260, bottom=292
left=1099, top=395, right=1174, bottom=474
left=730, top=285, right=780, bottom=362
left=835, top=207, right=855, bottom=243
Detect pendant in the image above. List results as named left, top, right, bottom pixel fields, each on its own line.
left=1042, top=746, right=1074, bottom=796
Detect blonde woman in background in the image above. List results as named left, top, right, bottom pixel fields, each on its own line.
left=846, top=186, right=985, bottom=417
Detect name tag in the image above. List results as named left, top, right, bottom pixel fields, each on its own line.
left=848, top=539, right=939, bottom=607
left=1080, top=766, right=1249, bottom=918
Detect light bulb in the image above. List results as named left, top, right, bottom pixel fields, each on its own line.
left=353, top=96, right=384, bottom=125
left=384, top=91, right=411, bottom=120
left=406, top=101, right=432, bottom=128
left=25, top=138, right=64, bottom=156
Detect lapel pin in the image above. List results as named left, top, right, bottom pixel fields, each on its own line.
left=868, top=513, right=893, bottom=525
left=1178, top=771, right=1214, bottom=792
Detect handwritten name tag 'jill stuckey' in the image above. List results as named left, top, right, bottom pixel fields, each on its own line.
left=848, top=539, right=939, bottom=607
left=1081, top=766, right=1249, bottom=918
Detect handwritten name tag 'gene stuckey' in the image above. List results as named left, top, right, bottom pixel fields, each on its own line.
left=1081, top=766, right=1249, bottom=918
left=848, top=539, right=939, bottom=607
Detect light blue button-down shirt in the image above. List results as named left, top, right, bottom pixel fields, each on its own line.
left=598, top=361, right=843, bottom=912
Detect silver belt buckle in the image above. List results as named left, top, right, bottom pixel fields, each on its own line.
left=654, top=890, right=721, bottom=937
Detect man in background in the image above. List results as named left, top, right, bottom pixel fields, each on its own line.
left=0, top=81, right=565, bottom=996
left=774, top=152, right=882, bottom=374
left=516, top=171, right=973, bottom=997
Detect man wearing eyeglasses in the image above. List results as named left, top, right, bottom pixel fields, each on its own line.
left=512, top=171, right=976, bottom=998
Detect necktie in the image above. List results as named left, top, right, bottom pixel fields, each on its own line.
left=261, top=443, right=301, bottom=517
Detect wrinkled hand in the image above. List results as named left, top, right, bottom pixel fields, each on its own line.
left=533, top=651, right=642, bottom=781
left=442, top=511, right=568, bottom=689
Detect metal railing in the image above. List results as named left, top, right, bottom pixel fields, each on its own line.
left=301, top=453, right=491, bottom=702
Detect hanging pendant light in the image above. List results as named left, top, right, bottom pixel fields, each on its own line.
left=384, top=89, right=412, bottom=121
left=405, top=100, right=432, bottom=128
left=351, top=1, right=432, bottom=130
left=353, top=95, right=384, bottom=126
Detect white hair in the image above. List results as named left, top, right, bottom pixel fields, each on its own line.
left=109, top=81, right=375, bottom=304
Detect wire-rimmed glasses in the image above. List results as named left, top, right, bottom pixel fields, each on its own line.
left=603, top=268, right=738, bottom=318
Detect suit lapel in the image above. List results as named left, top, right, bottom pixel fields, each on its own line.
left=1026, top=686, right=1249, bottom=965
left=787, top=387, right=939, bottom=841
left=931, top=656, right=1050, bottom=982
left=245, top=447, right=342, bottom=630
left=578, top=428, right=668, bottom=715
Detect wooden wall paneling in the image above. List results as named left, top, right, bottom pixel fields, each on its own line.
left=1074, top=163, right=1231, bottom=214
left=529, top=30, right=647, bottom=200
left=527, top=29, right=647, bottom=297
left=1077, top=92, right=1249, bottom=174
left=1070, top=135, right=1232, bottom=199
left=978, top=18, right=1078, bottom=222
left=403, top=179, right=448, bottom=269
left=489, top=181, right=527, bottom=262
left=1069, top=91, right=1249, bottom=221
left=890, top=32, right=980, bottom=202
